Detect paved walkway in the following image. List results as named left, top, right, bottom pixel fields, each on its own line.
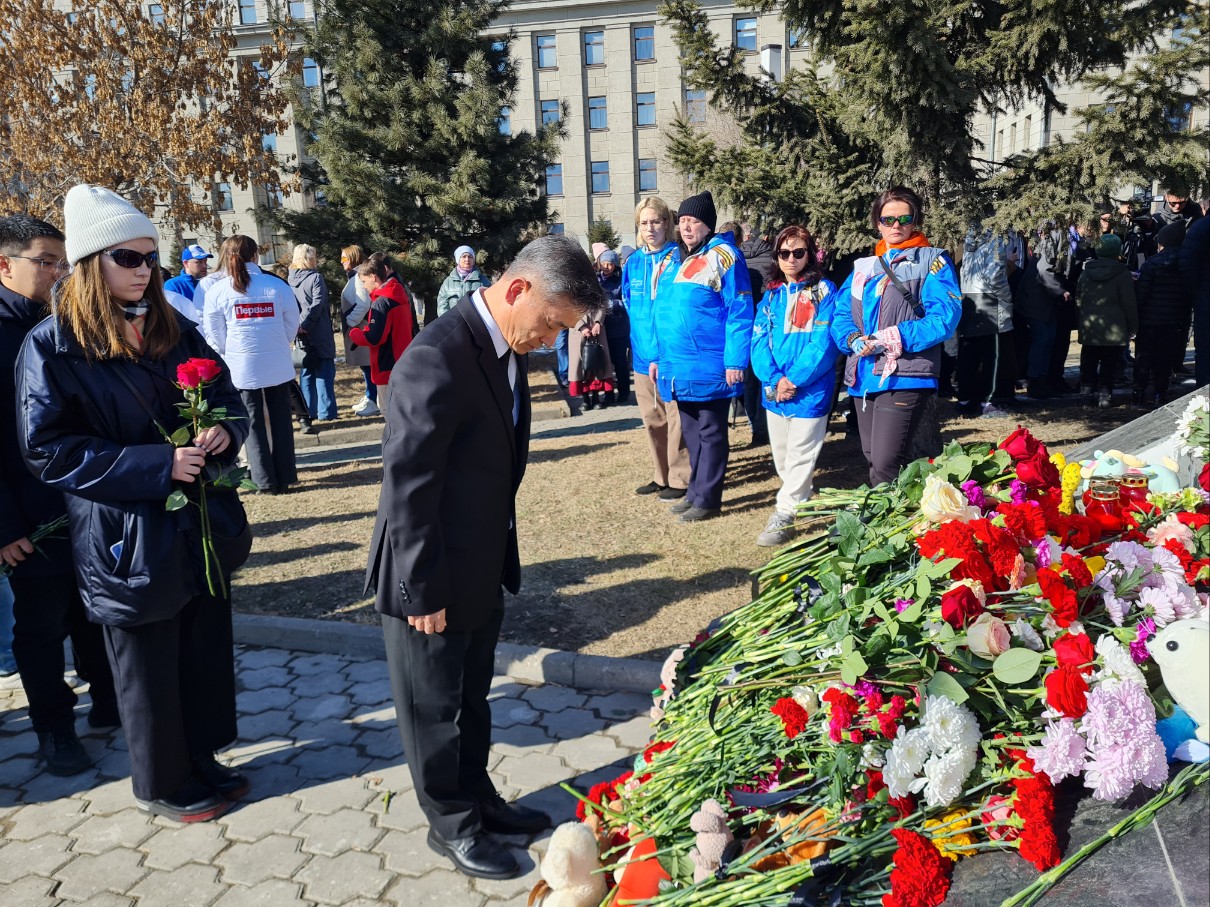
left=0, top=645, right=651, bottom=906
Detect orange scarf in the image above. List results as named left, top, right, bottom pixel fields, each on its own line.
left=874, top=233, right=932, bottom=257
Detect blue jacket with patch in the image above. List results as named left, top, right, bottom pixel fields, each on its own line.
left=750, top=278, right=840, bottom=418
left=830, top=245, right=961, bottom=398
left=654, top=232, right=753, bottom=402
left=622, top=242, right=680, bottom=375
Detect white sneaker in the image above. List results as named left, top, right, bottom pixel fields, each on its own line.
left=353, top=399, right=380, bottom=417
left=349, top=396, right=369, bottom=414
left=756, top=511, right=795, bottom=548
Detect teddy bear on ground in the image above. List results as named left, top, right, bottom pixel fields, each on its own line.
left=530, top=822, right=608, bottom=907
left=688, top=798, right=734, bottom=884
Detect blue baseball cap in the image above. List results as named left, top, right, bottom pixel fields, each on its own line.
left=182, top=244, right=213, bottom=261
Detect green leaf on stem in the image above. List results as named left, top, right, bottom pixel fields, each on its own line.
left=782, top=650, right=803, bottom=667
left=169, top=425, right=192, bottom=447
left=165, top=490, right=189, bottom=511
left=926, top=671, right=969, bottom=704
left=927, top=557, right=963, bottom=579
left=992, top=648, right=1044, bottom=685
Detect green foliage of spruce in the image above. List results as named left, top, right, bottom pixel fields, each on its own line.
left=271, top=0, right=562, bottom=304
left=587, top=217, right=622, bottom=250
left=659, top=0, right=1200, bottom=254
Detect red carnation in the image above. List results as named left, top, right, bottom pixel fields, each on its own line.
left=1012, top=761, right=1061, bottom=870
left=999, top=426, right=1041, bottom=461
left=642, top=740, right=675, bottom=763
left=940, top=584, right=984, bottom=628
left=1016, top=450, right=1060, bottom=489
left=1200, top=462, right=1209, bottom=493
left=1053, top=632, right=1096, bottom=676
left=771, top=697, right=811, bottom=740
left=881, top=828, right=953, bottom=907
left=1059, top=553, right=1093, bottom=588
left=1044, top=665, right=1089, bottom=718
left=1037, top=568, right=1079, bottom=627
left=1176, top=512, right=1210, bottom=530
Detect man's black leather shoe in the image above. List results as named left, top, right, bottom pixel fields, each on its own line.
left=479, top=794, right=552, bottom=836
left=37, top=730, right=92, bottom=776
left=192, top=753, right=251, bottom=800
left=426, top=827, right=519, bottom=879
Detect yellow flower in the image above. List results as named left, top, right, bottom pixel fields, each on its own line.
left=925, top=810, right=978, bottom=861
left=1050, top=451, right=1067, bottom=471
left=1084, top=555, right=1106, bottom=577
left=1059, top=462, right=1082, bottom=515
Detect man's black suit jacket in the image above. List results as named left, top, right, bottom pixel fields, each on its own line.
left=366, top=294, right=531, bottom=632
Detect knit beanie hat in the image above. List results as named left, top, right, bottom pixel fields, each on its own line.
left=677, top=191, right=717, bottom=232
left=591, top=242, right=609, bottom=261
left=1156, top=220, right=1186, bottom=249
left=598, top=250, right=619, bottom=266
left=453, top=244, right=475, bottom=263
left=1095, top=233, right=1122, bottom=259
left=64, top=185, right=158, bottom=266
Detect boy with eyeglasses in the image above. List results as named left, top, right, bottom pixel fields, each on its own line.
left=0, top=214, right=119, bottom=776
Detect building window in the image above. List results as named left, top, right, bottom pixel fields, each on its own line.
left=263, top=133, right=278, bottom=153
left=302, top=58, right=320, bottom=88
left=536, top=34, right=557, bottom=69
left=636, top=92, right=656, bottom=127
left=545, top=164, right=563, bottom=196
left=147, top=4, right=164, bottom=25
left=498, top=106, right=512, bottom=136
left=540, top=99, right=560, bottom=126
left=583, top=30, right=605, bottom=66
left=238, top=0, right=256, bottom=24
left=216, top=183, right=233, bottom=212
left=788, top=27, right=806, bottom=48
left=634, top=25, right=655, bottom=61
left=588, top=96, right=607, bottom=130
left=685, top=88, right=706, bottom=124
left=266, top=187, right=284, bottom=210
left=638, top=158, right=657, bottom=192
left=288, top=0, right=305, bottom=19
left=549, top=223, right=565, bottom=235
left=253, top=61, right=270, bottom=81
left=490, top=38, right=508, bottom=75
left=1022, top=114, right=1032, bottom=150
left=735, top=17, right=757, bottom=52
left=1166, top=101, right=1193, bottom=132
left=591, top=161, right=610, bottom=194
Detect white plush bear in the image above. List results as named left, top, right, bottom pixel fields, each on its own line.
left=531, top=822, right=609, bottom=907
left=1149, top=620, right=1210, bottom=743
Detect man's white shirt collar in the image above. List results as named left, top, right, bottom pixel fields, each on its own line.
left=471, top=288, right=515, bottom=391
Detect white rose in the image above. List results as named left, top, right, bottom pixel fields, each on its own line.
left=966, top=613, right=1011, bottom=660
left=920, top=474, right=981, bottom=524
left=791, top=685, right=819, bottom=718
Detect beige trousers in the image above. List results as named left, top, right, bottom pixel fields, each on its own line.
left=377, top=378, right=393, bottom=416
left=767, top=411, right=829, bottom=516
left=633, top=373, right=690, bottom=490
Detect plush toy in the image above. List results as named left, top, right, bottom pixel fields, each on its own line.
left=746, top=808, right=833, bottom=871
left=651, top=645, right=687, bottom=722
left=530, top=822, right=609, bottom=907
left=1149, top=619, right=1210, bottom=743
left=1079, top=449, right=1134, bottom=489
left=1141, top=457, right=1182, bottom=494
left=688, top=799, right=733, bottom=883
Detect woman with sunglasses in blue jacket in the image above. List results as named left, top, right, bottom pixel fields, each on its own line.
left=830, top=187, right=961, bottom=486
left=750, top=225, right=840, bottom=547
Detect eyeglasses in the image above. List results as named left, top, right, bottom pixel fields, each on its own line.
left=104, top=249, right=159, bottom=269
left=8, top=255, right=70, bottom=272
left=777, top=248, right=808, bottom=260
left=878, top=214, right=915, bottom=227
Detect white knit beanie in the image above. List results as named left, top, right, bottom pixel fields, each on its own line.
left=63, top=184, right=159, bottom=266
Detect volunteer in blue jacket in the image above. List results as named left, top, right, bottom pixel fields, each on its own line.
left=164, top=244, right=212, bottom=302
left=654, top=191, right=754, bottom=522
left=831, top=186, right=961, bottom=485
left=750, top=225, right=840, bottom=547
left=623, top=196, right=688, bottom=500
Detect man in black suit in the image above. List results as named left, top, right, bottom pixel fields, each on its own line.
left=367, top=235, right=605, bottom=880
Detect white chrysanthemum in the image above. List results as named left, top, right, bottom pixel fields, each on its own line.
left=1094, top=635, right=1145, bottom=687
left=922, top=694, right=982, bottom=754
left=921, top=749, right=974, bottom=808
left=861, top=742, right=884, bottom=769
left=884, top=725, right=930, bottom=797
left=1012, top=617, right=1045, bottom=652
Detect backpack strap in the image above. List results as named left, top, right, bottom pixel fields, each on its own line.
left=878, top=254, right=926, bottom=319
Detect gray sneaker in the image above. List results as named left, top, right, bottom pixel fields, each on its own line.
left=756, top=511, right=795, bottom=548
left=669, top=498, right=694, bottom=515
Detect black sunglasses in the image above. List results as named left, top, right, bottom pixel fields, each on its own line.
left=878, top=214, right=915, bottom=227
left=778, top=248, right=808, bottom=261
left=105, top=249, right=159, bottom=269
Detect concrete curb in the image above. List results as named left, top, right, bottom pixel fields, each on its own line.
left=232, top=613, right=661, bottom=694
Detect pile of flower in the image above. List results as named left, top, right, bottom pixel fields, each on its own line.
left=559, top=427, right=1209, bottom=907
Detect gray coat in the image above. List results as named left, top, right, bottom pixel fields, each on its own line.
left=288, top=268, right=336, bottom=360
left=437, top=268, right=490, bottom=318
left=340, top=274, right=372, bottom=367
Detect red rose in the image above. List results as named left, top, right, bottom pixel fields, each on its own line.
left=1015, top=450, right=1060, bottom=489
left=1044, top=665, right=1089, bottom=718
left=1037, top=568, right=1079, bottom=627
left=176, top=361, right=202, bottom=389
left=940, top=584, right=984, bottom=628
left=1053, top=632, right=1096, bottom=675
left=999, top=426, right=1041, bottom=461
left=191, top=358, right=221, bottom=382
left=1200, top=462, right=1209, bottom=493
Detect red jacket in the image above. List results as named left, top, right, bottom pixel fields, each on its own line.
left=349, top=277, right=415, bottom=385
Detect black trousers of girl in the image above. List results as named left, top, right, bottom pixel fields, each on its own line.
left=103, top=588, right=237, bottom=801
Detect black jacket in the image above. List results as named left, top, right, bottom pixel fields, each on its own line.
left=17, top=308, right=249, bottom=625
left=741, top=237, right=775, bottom=306
left=365, top=294, right=531, bottom=632
left=1179, top=216, right=1210, bottom=318
left=0, top=285, right=70, bottom=575
left=1136, top=248, right=1194, bottom=327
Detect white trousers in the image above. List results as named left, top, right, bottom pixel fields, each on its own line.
left=767, top=411, right=829, bottom=516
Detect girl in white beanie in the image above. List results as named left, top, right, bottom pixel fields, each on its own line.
left=17, top=185, right=252, bottom=823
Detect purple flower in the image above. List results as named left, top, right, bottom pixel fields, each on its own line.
left=960, top=480, right=988, bottom=511
left=1081, top=680, right=1167, bottom=801
left=1010, top=479, right=1028, bottom=504
left=1034, top=538, right=1056, bottom=569
left=1130, top=618, right=1156, bottom=665
left=894, top=598, right=913, bottom=613
left=1138, top=586, right=1177, bottom=627
left=845, top=679, right=878, bottom=698
left=1027, top=718, right=1086, bottom=783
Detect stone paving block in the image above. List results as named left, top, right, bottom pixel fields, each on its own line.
left=73, top=893, right=135, bottom=907
left=490, top=698, right=541, bottom=729
left=222, top=736, right=297, bottom=766
left=0, top=832, right=75, bottom=883
left=356, top=727, right=401, bottom=760
left=239, top=763, right=304, bottom=799
left=126, top=862, right=229, bottom=907
left=81, top=778, right=135, bottom=816
left=469, top=849, right=540, bottom=902
left=520, top=685, right=588, bottom=712
left=235, top=647, right=293, bottom=669
left=291, top=694, right=353, bottom=723
left=92, top=747, right=133, bottom=780
left=294, top=850, right=392, bottom=904
left=3, top=874, right=57, bottom=906
left=293, top=718, right=360, bottom=747
left=551, top=732, right=632, bottom=772
left=508, top=786, right=578, bottom=828
left=218, top=796, right=304, bottom=842
left=288, top=744, right=371, bottom=781
left=7, top=797, right=88, bottom=840
left=349, top=703, right=395, bottom=728
left=585, top=691, right=652, bottom=719
left=495, top=752, right=567, bottom=794
left=491, top=723, right=556, bottom=757
left=141, top=822, right=227, bottom=870
left=234, top=709, right=297, bottom=742
left=347, top=679, right=394, bottom=707
left=342, top=660, right=389, bottom=685
left=296, top=807, right=384, bottom=856
left=489, top=679, right=533, bottom=698
left=290, top=776, right=378, bottom=815
left=210, top=879, right=304, bottom=907
left=381, top=869, right=487, bottom=906
left=364, top=761, right=415, bottom=795
left=371, top=789, right=427, bottom=832
left=289, top=653, right=352, bottom=677
left=379, top=827, right=434, bottom=877
left=289, top=672, right=352, bottom=699
left=3, top=754, right=43, bottom=787
left=237, top=665, right=293, bottom=692
left=53, top=846, right=147, bottom=901
left=538, top=708, right=608, bottom=740
left=69, top=808, right=157, bottom=855
left=235, top=687, right=295, bottom=715
left=0, top=729, right=37, bottom=760
left=606, top=714, right=656, bottom=750
left=215, top=834, right=308, bottom=886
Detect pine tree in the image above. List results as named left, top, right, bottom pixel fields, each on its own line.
left=587, top=218, right=622, bottom=250
left=273, top=0, right=561, bottom=304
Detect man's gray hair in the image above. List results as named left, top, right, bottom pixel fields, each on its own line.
left=507, top=235, right=606, bottom=317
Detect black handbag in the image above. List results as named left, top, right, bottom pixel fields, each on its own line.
left=581, top=337, right=606, bottom=379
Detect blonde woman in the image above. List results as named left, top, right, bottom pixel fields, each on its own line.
left=288, top=243, right=338, bottom=421
left=340, top=244, right=376, bottom=416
